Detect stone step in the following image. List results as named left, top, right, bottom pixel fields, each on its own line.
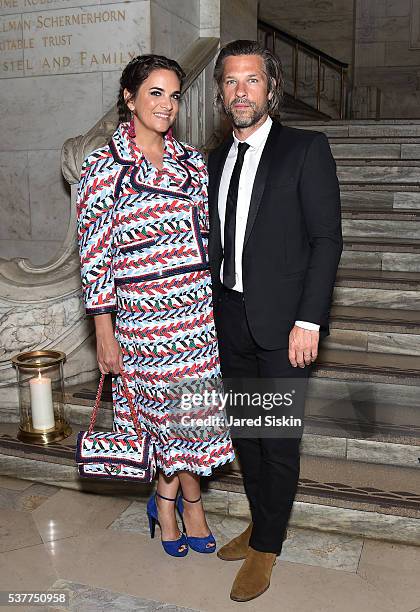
left=331, top=142, right=420, bottom=160
left=325, top=326, right=420, bottom=356
left=333, top=269, right=420, bottom=309
left=315, top=347, right=420, bottom=382
left=326, top=305, right=420, bottom=355
left=217, top=452, right=420, bottom=515
left=210, top=461, right=420, bottom=545
left=343, top=236, right=420, bottom=253
left=279, top=93, right=331, bottom=122
left=304, top=395, right=420, bottom=446
left=330, top=305, right=420, bottom=332
left=61, top=374, right=420, bottom=446
left=283, top=119, right=420, bottom=139
left=59, top=381, right=420, bottom=447
left=340, top=189, right=420, bottom=210
left=309, top=351, right=420, bottom=410
left=342, top=219, right=420, bottom=240
left=1, top=416, right=419, bottom=500
left=341, top=208, right=420, bottom=244
left=341, top=237, right=420, bottom=272
left=336, top=163, right=420, bottom=186
left=342, top=208, right=420, bottom=220
left=341, top=183, right=420, bottom=191
left=1, top=421, right=419, bottom=545
left=340, top=159, right=420, bottom=167
left=336, top=268, right=420, bottom=289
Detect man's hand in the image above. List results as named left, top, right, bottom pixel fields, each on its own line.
left=289, top=325, right=319, bottom=368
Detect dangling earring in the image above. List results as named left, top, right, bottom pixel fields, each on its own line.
left=128, top=111, right=136, bottom=139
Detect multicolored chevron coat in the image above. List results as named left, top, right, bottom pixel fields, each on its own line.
left=76, top=122, right=235, bottom=476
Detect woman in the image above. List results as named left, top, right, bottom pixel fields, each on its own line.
left=76, top=55, right=235, bottom=557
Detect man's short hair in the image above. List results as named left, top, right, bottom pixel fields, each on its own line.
left=213, top=39, right=284, bottom=115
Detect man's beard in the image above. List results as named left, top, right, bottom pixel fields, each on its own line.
left=224, top=98, right=269, bottom=128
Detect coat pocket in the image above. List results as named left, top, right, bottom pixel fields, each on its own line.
left=117, top=236, right=156, bottom=255
left=114, top=206, right=209, bottom=286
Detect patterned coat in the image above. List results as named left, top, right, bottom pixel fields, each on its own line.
left=76, top=122, right=235, bottom=476
left=77, top=123, right=210, bottom=314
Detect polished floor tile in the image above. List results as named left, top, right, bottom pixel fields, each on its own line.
left=0, top=479, right=418, bottom=611
left=0, top=487, right=23, bottom=510
left=48, top=579, right=198, bottom=611
left=281, top=527, right=364, bottom=571
left=357, top=539, right=420, bottom=611
left=18, top=483, right=60, bottom=513
left=262, top=561, right=401, bottom=612
left=0, top=475, right=33, bottom=491
left=40, top=529, right=399, bottom=612
left=108, top=500, right=152, bottom=536
left=109, top=503, right=363, bottom=572
left=0, top=481, right=60, bottom=513
left=32, top=488, right=131, bottom=543
left=206, top=514, right=250, bottom=548
left=0, top=542, right=57, bottom=589
left=0, top=509, right=42, bottom=553
left=108, top=499, right=249, bottom=547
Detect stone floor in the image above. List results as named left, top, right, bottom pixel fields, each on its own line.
left=0, top=475, right=419, bottom=612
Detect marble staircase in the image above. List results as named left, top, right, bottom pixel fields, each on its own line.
left=283, top=118, right=420, bottom=519
left=1, top=119, right=419, bottom=545
left=279, top=93, right=331, bottom=122
left=283, top=119, right=420, bottom=540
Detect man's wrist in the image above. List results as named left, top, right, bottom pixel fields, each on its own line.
left=295, top=320, right=320, bottom=332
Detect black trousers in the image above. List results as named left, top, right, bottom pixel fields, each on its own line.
left=214, top=287, right=311, bottom=554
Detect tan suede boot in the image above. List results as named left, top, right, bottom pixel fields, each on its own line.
left=217, top=522, right=287, bottom=561
left=230, top=546, right=277, bottom=602
left=217, top=522, right=253, bottom=561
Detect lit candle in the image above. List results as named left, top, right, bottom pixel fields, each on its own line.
left=29, top=370, right=55, bottom=430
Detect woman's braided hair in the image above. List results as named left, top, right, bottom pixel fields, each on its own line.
left=117, top=54, right=186, bottom=123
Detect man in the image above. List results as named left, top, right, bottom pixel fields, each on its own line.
left=208, top=40, right=342, bottom=602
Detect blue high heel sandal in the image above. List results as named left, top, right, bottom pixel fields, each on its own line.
left=176, top=495, right=216, bottom=553
left=147, top=492, right=188, bottom=557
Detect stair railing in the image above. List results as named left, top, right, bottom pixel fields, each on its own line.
left=258, top=20, right=349, bottom=119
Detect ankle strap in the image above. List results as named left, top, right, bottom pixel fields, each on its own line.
left=182, top=495, right=202, bottom=503
left=156, top=492, right=177, bottom=502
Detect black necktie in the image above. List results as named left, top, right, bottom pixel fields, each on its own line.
left=223, top=142, right=250, bottom=288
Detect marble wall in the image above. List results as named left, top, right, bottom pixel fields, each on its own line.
left=0, top=0, right=201, bottom=265
left=151, top=0, right=199, bottom=58
left=259, top=0, right=420, bottom=119
left=354, top=0, right=420, bottom=118
left=220, top=0, right=257, bottom=44
left=258, top=0, right=355, bottom=66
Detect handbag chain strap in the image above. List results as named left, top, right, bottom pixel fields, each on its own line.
left=87, top=371, right=144, bottom=440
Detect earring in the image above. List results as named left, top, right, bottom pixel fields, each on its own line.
left=128, top=112, right=136, bottom=139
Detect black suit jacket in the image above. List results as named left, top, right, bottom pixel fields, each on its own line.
left=208, top=120, right=343, bottom=350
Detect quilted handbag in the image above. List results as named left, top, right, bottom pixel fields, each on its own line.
left=75, top=371, right=156, bottom=482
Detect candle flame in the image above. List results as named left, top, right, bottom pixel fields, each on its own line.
left=38, top=370, right=42, bottom=380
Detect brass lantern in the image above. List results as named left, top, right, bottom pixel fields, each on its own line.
left=11, top=350, right=72, bottom=444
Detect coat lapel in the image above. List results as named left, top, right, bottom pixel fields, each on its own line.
left=243, top=121, right=281, bottom=247
left=161, top=136, right=192, bottom=192
left=208, top=136, right=233, bottom=264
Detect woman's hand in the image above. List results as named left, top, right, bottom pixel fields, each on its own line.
left=94, top=314, right=124, bottom=375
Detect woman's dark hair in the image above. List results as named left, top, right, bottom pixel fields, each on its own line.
left=213, top=40, right=284, bottom=115
left=117, top=54, right=186, bottom=122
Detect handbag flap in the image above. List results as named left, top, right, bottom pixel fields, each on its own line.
left=75, top=430, right=153, bottom=468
